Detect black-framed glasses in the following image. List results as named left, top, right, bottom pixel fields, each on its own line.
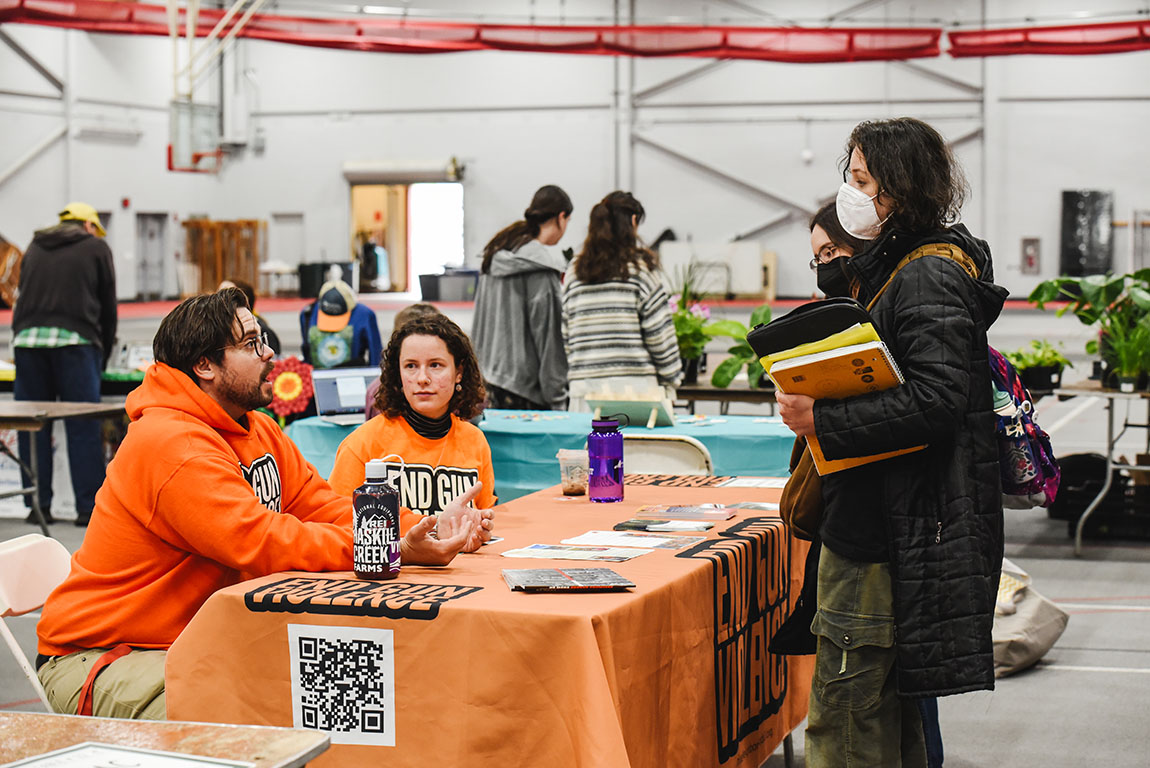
left=808, top=244, right=842, bottom=271
left=221, top=332, right=270, bottom=357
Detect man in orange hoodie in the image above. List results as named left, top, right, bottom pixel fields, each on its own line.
left=35, top=288, right=488, bottom=720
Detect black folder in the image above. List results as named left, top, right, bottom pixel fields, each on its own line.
left=746, top=298, right=874, bottom=359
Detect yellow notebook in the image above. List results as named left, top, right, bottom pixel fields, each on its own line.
left=757, top=322, right=881, bottom=370
left=768, top=340, right=926, bottom=475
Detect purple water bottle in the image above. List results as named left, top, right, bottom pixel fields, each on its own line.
left=353, top=458, right=401, bottom=579
left=588, top=418, right=624, bottom=502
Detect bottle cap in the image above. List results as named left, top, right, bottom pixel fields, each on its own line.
left=992, top=388, right=1015, bottom=416
left=591, top=418, right=619, bottom=431
left=365, top=458, right=388, bottom=480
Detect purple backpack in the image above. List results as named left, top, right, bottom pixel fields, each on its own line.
left=989, top=347, right=1061, bottom=508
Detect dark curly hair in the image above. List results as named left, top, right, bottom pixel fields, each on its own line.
left=843, top=117, right=968, bottom=235
left=573, top=190, right=658, bottom=284
left=374, top=314, right=485, bottom=420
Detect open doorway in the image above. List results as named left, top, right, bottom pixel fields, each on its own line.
left=349, top=182, right=464, bottom=294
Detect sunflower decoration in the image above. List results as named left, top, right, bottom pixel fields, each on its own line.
left=269, top=356, right=314, bottom=424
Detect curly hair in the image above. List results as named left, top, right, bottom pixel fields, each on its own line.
left=843, top=117, right=968, bottom=234
left=573, top=190, right=658, bottom=284
left=374, top=314, right=485, bottom=420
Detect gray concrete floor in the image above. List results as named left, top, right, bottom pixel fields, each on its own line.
left=3, top=302, right=1149, bottom=766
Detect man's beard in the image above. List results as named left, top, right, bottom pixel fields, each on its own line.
left=220, top=363, right=274, bottom=414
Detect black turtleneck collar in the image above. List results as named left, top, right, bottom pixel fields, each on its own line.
left=402, top=403, right=452, bottom=439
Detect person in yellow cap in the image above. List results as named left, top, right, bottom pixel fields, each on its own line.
left=299, top=278, right=382, bottom=370
left=12, top=202, right=118, bottom=527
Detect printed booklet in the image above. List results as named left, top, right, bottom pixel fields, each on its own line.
left=502, top=567, right=636, bottom=592
left=632, top=504, right=735, bottom=521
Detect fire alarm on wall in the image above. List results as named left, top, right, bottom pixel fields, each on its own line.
left=121, top=198, right=130, bottom=208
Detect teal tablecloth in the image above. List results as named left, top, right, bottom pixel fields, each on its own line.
left=287, top=409, right=794, bottom=503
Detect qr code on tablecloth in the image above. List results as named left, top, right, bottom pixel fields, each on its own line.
left=287, top=624, right=395, bottom=746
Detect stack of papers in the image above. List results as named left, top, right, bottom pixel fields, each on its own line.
left=561, top=530, right=704, bottom=550
left=500, top=544, right=651, bottom=562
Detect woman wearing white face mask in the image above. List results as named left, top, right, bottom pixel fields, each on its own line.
left=776, top=118, right=1009, bottom=768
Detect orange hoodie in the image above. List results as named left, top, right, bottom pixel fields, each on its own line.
left=37, top=363, right=354, bottom=656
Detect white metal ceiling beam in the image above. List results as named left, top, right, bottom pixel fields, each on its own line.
left=633, top=133, right=815, bottom=218
left=732, top=211, right=794, bottom=242
left=893, top=61, right=982, bottom=96
left=633, top=60, right=732, bottom=103
left=190, top=0, right=269, bottom=89
left=0, top=29, right=64, bottom=93
left=0, top=125, right=67, bottom=189
left=178, top=0, right=258, bottom=83
left=825, top=0, right=892, bottom=23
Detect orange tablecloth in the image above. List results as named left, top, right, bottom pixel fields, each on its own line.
left=166, top=475, right=812, bottom=768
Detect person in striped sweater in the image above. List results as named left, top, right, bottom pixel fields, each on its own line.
left=561, top=191, right=683, bottom=411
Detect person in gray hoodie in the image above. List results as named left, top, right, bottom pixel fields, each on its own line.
left=471, top=185, right=573, bottom=410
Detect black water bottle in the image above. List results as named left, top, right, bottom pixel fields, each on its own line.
left=353, top=459, right=400, bottom=580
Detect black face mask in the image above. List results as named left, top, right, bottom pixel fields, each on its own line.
left=816, top=259, right=852, bottom=298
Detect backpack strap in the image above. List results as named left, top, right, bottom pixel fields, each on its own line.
left=866, top=242, right=981, bottom=311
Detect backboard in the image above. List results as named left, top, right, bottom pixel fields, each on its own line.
left=168, top=100, right=222, bottom=174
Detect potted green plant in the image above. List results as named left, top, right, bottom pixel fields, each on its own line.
left=706, top=304, right=774, bottom=389
left=1002, top=340, right=1073, bottom=391
left=1029, top=269, right=1150, bottom=390
left=672, top=301, right=714, bottom=384
left=1105, top=321, right=1150, bottom=392
left=669, top=261, right=719, bottom=384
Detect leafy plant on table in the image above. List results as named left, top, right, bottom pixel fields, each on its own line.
left=1002, top=340, right=1073, bottom=372
left=1029, top=270, right=1150, bottom=379
left=707, top=304, right=774, bottom=389
left=670, top=260, right=721, bottom=361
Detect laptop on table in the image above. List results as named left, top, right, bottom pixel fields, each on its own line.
left=311, top=367, right=379, bottom=426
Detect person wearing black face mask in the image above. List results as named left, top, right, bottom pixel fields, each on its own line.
left=809, top=201, right=866, bottom=299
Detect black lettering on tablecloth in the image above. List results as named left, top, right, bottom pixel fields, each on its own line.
left=244, top=577, right=481, bottom=620
left=676, top=517, right=792, bottom=763
left=623, top=474, right=735, bottom=488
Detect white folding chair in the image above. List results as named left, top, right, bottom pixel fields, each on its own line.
left=0, top=533, right=73, bottom=711
left=621, top=434, right=714, bottom=476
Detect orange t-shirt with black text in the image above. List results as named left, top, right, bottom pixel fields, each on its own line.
left=328, top=414, right=497, bottom=534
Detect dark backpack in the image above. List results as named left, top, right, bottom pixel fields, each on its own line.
left=989, top=346, right=1061, bottom=508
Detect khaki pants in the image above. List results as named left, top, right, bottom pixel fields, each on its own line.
left=805, top=545, right=926, bottom=768
left=38, top=648, right=167, bottom=720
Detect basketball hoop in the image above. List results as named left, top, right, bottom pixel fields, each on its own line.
left=168, top=100, right=221, bottom=174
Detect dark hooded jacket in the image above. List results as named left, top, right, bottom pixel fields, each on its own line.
left=816, top=223, right=1008, bottom=698
left=13, top=223, right=117, bottom=367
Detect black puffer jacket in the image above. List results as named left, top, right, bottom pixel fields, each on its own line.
left=816, top=223, right=1008, bottom=698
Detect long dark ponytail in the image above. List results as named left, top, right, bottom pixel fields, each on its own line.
left=481, top=184, right=573, bottom=273
left=573, top=190, right=657, bottom=284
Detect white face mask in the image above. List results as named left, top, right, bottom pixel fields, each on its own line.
left=836, top=182, right=888, bottom=240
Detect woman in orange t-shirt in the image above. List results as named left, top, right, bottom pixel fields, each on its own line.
left=329, top=314, right=495, bottom=546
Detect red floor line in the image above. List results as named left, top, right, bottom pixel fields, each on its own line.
left=0, top=698, right=43, bottom=710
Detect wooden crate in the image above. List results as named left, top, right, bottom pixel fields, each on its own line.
left=182, top=219, right=266, bottom=296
